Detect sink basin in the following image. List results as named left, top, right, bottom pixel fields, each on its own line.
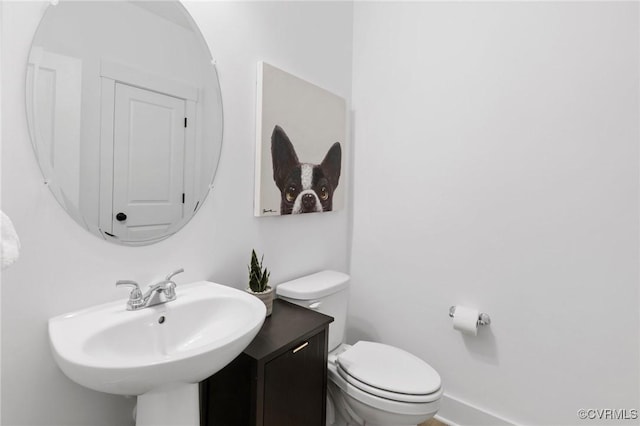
left=49, top=281, right=266, bottom=425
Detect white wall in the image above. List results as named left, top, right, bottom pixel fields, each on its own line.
left=349, top=2, right=639, bottom=425
left=0, top=2, right=4, bottom=422
left=0, top=2, right=353, bottom=425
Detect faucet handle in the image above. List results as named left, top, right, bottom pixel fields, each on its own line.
left=116, top=280, right=144, bottom=310
left=116, top=280, right=141, bottom=292
left=163, top=269, right=182, bottom=300
left=165, top=268, right=184, bottom=281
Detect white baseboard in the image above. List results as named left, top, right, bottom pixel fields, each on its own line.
left=435, top=393, right=515, bottom=426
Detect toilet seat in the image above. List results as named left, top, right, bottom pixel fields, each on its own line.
left=336, top=341, right=441, bottom=403
left=338, top=368, right=441, bottom=403
left=328, top=361, right=442, bottom=421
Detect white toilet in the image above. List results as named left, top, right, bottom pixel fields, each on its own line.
left=277, top=271, right=442, bottom=426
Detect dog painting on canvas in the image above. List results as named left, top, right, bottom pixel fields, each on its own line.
left=254, top=62, right=346, bottom=216
left=271, top=125, right=341, bottom=214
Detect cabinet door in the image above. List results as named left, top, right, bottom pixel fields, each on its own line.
left=263, top=331, right=326, bottom=426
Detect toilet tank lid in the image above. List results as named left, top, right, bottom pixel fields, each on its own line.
left=276, top=270, right=350, bottom=300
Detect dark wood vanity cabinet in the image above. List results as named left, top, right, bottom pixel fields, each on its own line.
left=200, top=299, right=333, bottom=426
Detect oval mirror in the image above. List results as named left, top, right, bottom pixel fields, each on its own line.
left=26, top=1, right=223, bottom=245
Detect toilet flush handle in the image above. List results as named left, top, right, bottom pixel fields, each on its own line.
left=308, top=301, right=322, bottom=310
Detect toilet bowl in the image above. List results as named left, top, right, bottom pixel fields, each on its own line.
left=277, top=271, right=442, bottom=426
left=328, top=342, right=442, bottom=425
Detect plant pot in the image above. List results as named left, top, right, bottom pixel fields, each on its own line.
left=246, top=286, right=274, bottom=316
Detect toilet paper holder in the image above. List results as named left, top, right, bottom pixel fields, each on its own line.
left=449, top=306, right=491, bottom=326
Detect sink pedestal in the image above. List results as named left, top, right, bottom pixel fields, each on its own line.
left=137, top=384, right=199, bottom=426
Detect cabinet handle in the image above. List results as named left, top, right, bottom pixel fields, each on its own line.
left=292, top=341, right=309, bottom=354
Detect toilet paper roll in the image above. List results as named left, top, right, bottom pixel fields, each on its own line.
left=452, top=306, right=479, bottom=336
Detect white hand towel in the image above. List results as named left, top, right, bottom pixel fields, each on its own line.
left=1, top=210, right=21, bottom=270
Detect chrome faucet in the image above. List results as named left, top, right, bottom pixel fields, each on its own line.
left=116, top=268, right=184, bottom=311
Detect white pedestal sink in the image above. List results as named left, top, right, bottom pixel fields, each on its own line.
left=48, top=281, right=266, bottom=426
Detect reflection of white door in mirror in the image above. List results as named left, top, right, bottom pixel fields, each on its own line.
left=26, top=47, right=83, bottom=224
left=98, top=61, right=198, bottom=244
left=110, top=83, right=187, bottom=243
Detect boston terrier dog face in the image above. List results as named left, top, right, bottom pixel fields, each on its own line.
left=271, top=125, right=341, bottom=215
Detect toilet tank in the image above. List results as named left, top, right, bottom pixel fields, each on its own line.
left=276, top=271, right=349, bottom=352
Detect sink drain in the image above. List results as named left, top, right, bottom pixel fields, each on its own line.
left=158, top=316, right=166, bottom=324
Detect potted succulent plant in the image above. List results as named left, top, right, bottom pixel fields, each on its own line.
left=247, top=249, right=273, bottom=316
